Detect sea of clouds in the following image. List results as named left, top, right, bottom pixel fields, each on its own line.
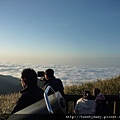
left=0, top=62, right=120, bottom=86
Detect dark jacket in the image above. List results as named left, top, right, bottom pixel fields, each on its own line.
left=95, top=101, right=112, bottom=116
left=44, top=77, right=64, bottom=97
left=11, top=85, right=44, bottom=114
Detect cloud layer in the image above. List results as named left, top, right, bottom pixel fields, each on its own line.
left=0, top=62, right=120, bottom=86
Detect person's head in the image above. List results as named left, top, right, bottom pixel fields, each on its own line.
left=95, top=93, right=105, bottom=103
left=83, top=91, right=91, bottom=99
left=44, top=69, right=54, bottom=80
left=20, top=68, right=37, bottom=88
left=93, top=88, right=100, bottom=97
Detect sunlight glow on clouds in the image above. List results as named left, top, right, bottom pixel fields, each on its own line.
left=0, top=62, right=120, bottom=86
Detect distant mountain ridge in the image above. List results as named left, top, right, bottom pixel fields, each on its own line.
left=0, top=74, right=22, bottom=94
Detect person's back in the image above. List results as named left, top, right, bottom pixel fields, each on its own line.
left=95, top=93, right=112, bottom=116
left=74, top=91, right=97, bottom=115
left=74, top=98, right=97, bottom=115
left=44, top=69, right=64, bottom=97
left=11, top=68, right=44, bottom=114
left=45, top=77, right=64, bottom=97
left=96, top=102, right=112, bottom=115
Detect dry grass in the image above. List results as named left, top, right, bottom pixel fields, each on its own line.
left=0, top=93, right=20, bottom=116
left=64, top=76, right=120, bottom=95
left=0, top=75, right=120, bottom=117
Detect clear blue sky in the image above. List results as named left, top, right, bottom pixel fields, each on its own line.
left=0, top=0, right=120, bottom=65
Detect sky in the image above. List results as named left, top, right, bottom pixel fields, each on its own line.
left=0, top=0, right=120, bottom=65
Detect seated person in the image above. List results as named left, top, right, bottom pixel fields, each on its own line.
left=74, top=91, right=97, bottom=115
left=95, top=93, right=112, bottom=115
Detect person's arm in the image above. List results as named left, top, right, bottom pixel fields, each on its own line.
left=74, top=98, right=83, bottom=114
left=74, top=103, right=79, bottom=114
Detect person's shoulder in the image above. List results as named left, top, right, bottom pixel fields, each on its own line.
left=28, top=86, right=44, bottom=94
left=55, top=78, right=63, bottom=83
left=89, top=99, right=97, bottom=105
left=77, top=98, right=83, bottom=103
left=55, top=78, right=61, bottom=81
left=49, top=78, right=61, bottom=83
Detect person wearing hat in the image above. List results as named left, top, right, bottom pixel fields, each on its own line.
left=74, top=90, right=97, bottom=115
left=95, top=93, right=112, bottom=116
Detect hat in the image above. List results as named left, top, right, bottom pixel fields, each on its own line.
left=83, top=91, right=91, bottom=97
left=96, top=93, right=105, bottom=100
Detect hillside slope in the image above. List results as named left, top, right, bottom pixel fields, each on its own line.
left=0, top=74, right=22, bottom=94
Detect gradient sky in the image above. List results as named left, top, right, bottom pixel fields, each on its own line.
left=0, top=0, right=120, bottom=65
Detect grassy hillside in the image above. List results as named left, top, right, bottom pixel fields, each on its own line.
left=0, top=75, right=120, bottom=117
left=64, top=75, right=120, bottom=95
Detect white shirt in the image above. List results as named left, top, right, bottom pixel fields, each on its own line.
left=74, top=98, right=97, bottom=115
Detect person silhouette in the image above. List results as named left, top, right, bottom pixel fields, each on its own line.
left=95, top=93, right=112, bottom=116
left=44, top=69, right=64, bottom=97
left=11, top=68, right=44, bottom=114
